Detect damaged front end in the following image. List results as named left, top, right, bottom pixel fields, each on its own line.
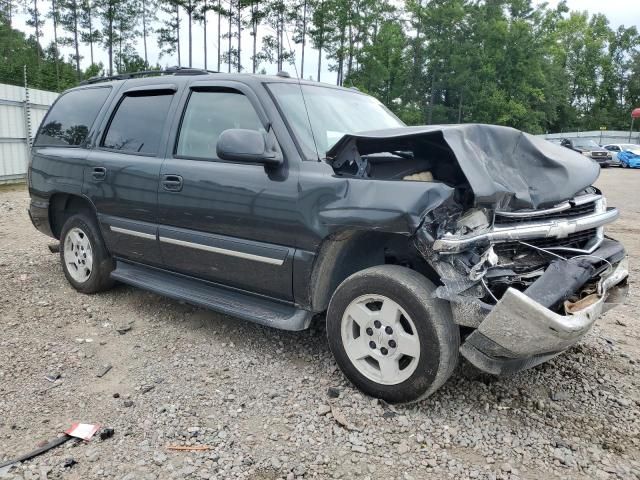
left=419, top=192, right=628, bottom=374
left=327, top=124, right=629, bottom=375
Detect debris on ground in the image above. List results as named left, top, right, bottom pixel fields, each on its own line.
left=96, top=364, right=112, bottom=378
left=36, top=383, right=61, bottom=395
left=140, top=384, right=154, bottom=394
left=115, top=323, right=133, bottom=334
left=64, top=423, right=100, bottom=441
left=330, top=405, right=359, bottom=431
left=166, top=445, right=212, bottom=451
left=0, top=435, right=71, bottom=469
left=98, top=427, right=115, bottom=441
left=327, top=387, right=341, bottom=398
left=44, top=372, right=61, bottom=383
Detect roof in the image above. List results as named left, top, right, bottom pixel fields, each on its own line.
left=72, top=68, right=357, bottom=94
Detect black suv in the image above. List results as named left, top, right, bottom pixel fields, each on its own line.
left=28, top=69, right=628, bottom=403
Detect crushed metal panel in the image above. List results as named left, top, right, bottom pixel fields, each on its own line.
left=327, top=124, right=600, bottom=209
left=473, top=258, right=628, bottom=357
left=305, top=175, right=457, bottom=238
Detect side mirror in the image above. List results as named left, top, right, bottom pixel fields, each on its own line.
left=216, top=129, right=282, bottom=167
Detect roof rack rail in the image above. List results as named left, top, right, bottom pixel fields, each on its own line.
left=79, top=66, right=218, bottom=85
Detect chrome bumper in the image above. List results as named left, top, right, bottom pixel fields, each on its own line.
left=433, top=198, right=618, bottom=254
left=460, top=257, right=628, bottom=373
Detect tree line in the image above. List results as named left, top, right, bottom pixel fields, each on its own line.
left=1, top=0, right=639, bottom=133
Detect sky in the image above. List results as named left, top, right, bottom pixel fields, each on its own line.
left=12, top=0, right=640, bottom=86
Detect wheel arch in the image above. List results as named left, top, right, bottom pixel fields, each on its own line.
left=49, top=193, right=100, bottom=239
left=307, top=230, right=441, bottom=313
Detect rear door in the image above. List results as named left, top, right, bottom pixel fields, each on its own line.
left=84, top=83, right=180, bottom=266
left=156, top=81, right=299, bottom=301
left=31, top=86, right=113, bottom=201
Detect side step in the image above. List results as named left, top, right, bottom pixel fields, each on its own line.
left=110, top=261, right=313, bottom=331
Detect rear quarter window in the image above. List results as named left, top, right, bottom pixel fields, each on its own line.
left=35, top=87, right=112, bottom=147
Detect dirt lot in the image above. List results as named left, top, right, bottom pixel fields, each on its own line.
left=0, top=168, right=639, bottom=480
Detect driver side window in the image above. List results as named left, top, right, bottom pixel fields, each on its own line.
left=176, top=90, right=264, bottom=160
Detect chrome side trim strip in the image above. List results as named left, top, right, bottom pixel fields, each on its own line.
left=434, top=205, right=618, bottom=253
left=110, top=225, right=156, bottom=240
left=159, top=236, right=285, bottom=266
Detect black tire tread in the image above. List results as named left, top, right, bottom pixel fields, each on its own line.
left=326, top=265, right=459, bottom=403
left=59, top=213, right=115, bottom=294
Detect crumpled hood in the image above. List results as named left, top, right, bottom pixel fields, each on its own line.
left=327, top=124, right=600, bottom=209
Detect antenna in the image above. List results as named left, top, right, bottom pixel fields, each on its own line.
left=282, top=26, right=321, bottom=162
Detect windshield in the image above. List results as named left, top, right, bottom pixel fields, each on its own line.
left=268, top=83, right=405, bottom=160
left=573, top=139, right=601, bottom=149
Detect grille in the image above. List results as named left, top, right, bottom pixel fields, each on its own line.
left=494, top=228, right=598, bottom=253
left=495, top=201, right=597, bottom=226
left=592, top=151, right=607, bottom=157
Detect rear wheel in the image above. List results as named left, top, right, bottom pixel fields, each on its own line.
left=326, top=265, right=459, bottom=403
left=60, top=213, right=115, bottom=293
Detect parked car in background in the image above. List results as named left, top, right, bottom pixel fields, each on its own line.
left=603, top=144, right=640, bottom=168
left=560, top=138, right=614, bottom=167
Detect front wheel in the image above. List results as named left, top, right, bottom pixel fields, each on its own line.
left=326, top=265, right=459, bottom=403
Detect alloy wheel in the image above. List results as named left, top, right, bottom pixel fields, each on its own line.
left=341, top=294, right=420, bottom=385
left=63, top=227, right=93, bottom=283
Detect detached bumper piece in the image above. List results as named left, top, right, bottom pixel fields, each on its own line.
left=460, top=239, right=628, bottom=375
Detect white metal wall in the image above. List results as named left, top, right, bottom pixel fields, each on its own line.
left=0, top=83, right=58, bottom=183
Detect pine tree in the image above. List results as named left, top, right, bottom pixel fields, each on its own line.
left=157, top=0, right=181, bottom=65
left=23, top=0, right=44, bottom=59
left=58, top=0, right=83, bottom=79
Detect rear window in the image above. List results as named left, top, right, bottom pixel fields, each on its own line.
left=35, top=87, right=111, bottom=147
left=102, top=93, right=173, bottom=155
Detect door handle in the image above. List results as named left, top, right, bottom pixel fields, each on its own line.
left=161, top=174, right=183, bottom=192
left=92, top=166, right=106, bottom=181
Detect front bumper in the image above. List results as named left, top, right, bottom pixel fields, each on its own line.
left=594, top=158, right=613, bottom=166
left=460, top=254, right=629, bottom=375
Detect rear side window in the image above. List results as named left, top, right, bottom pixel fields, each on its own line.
left=176, top=90, right=263, bottom=160
left=102, top=93, right=173, bottom=155
left=35, top=87, right=111, bottom=147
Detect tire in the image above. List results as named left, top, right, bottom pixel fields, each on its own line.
left=326, top=265, right=459, bottom=403
left=59, top=213, right=115, bottom=294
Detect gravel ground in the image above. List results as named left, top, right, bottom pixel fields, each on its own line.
left=0, top=168, right=639, bottom=480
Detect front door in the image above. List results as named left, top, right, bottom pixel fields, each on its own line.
left=157, top=82, right=299, bottom=301
left=84, top=84, right=179, bottom=266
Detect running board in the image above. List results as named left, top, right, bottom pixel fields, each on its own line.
left=110, top=261, right=313, bottom=331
